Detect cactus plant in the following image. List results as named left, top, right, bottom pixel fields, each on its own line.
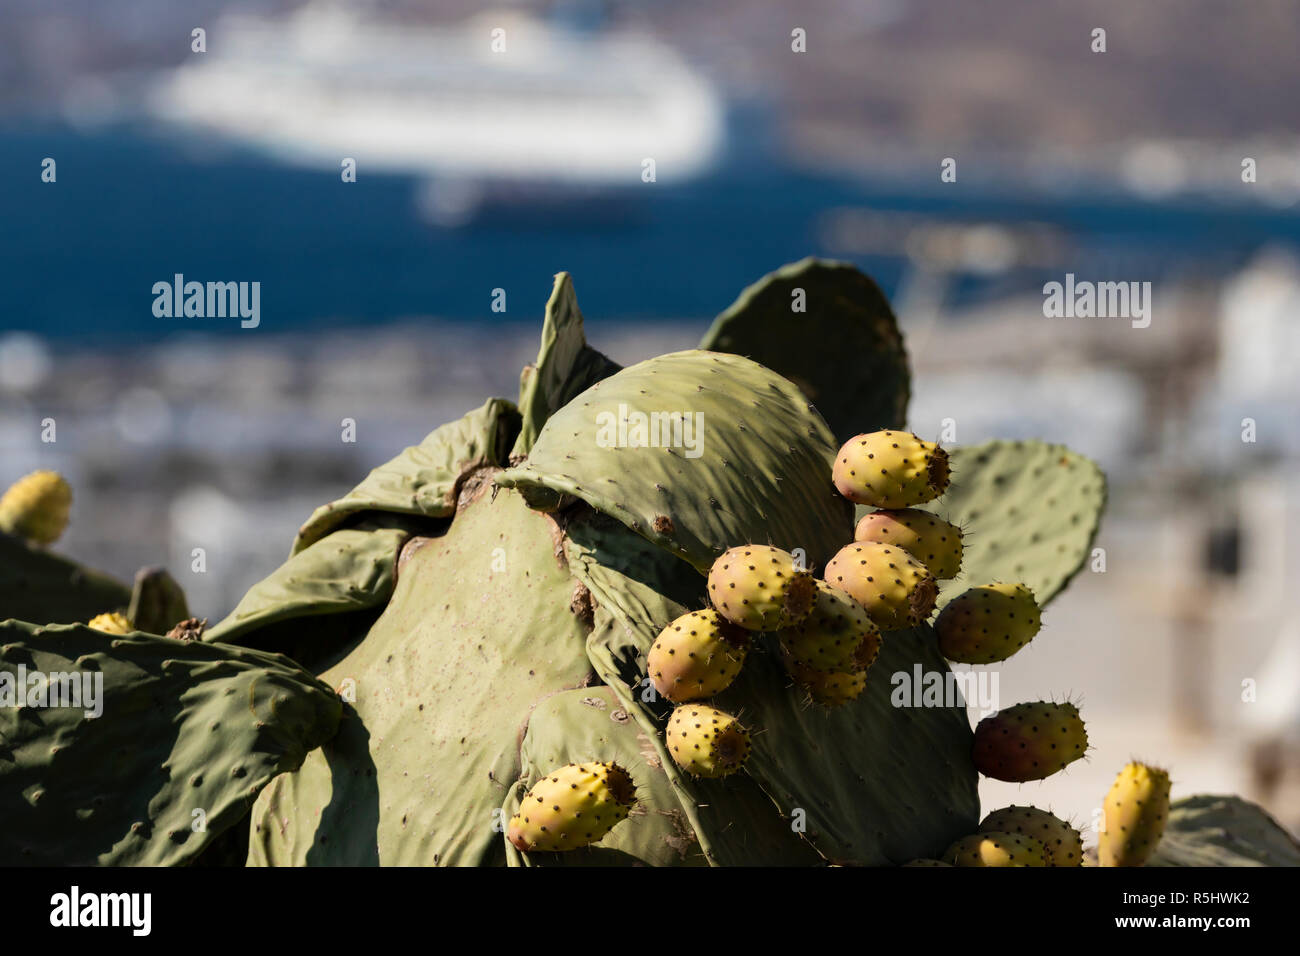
left=0, top=620, right=340, bottom=865
left=7, top=259, right=1289, bottom=868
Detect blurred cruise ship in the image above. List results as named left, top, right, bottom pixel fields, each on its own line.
left=146, top=2, right=725, bottom=219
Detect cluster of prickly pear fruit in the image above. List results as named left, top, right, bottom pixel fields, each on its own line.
left=643, top=545, right=812, bottom=781
left=943, top=762, right=1183, bottom=869
left=507, top=762, right=637, bottom=853
left=831, top=432, right=1092, bottom=800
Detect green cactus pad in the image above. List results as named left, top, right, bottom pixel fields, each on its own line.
left=1146, top=795, right=1300, bottom=867
left=126, top=566, right=190, bottom=636
left=511, top=272, right=622, bottom=459
left=498, top=349, right=853, bottom=574
left=699, top=258, right=910, bottom=442
left=205, top=526, right=406, bottom=672
left=248, top=483, right=595, bottom=865
left=292, top=398, right=521, bottom=554
left=564, top=509, right=976, bottom=865
left=0, top=532, right=132, bottom=626
left=910, top=439, right=1107, bottom=609
left=0, top=619, right=341, bottom=865
left=503, top=686, right=708, bottom=867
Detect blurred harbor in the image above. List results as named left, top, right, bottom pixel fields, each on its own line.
left=2, top=0, right=1300, bottom=843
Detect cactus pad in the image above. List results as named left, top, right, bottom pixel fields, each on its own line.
left=1146, top=795, right=1300, bottom=867
left=247, top=483, right=594, bottom=865
left=914, top=440, right=1106, bottom=609
left=497, top=349, right=853, bottom=574
left=699, top=257, right=909, bottom=442
left=292, top=398, right=521, bottom=554
left=0, top=532, right=132, bottom=627
left=0, top=620, right=341, bottom=865
left=512, top=272, right=621, bottom=458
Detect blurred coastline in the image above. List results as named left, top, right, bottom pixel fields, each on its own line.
left=3, top=0, right=1300, bottom=839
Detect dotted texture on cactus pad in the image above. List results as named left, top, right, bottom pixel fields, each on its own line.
left=496, top=349, right=852, bottom=575
left=248, top=485, right=594, bottom=866
left=1145, top=795, right=1300, bottom=867
left=908, top=440, right=1106, bottom=611
left=0, top=619, right=341, bottom=866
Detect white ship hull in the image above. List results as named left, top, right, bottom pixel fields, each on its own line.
left=147, top=6, right=725, bottom=185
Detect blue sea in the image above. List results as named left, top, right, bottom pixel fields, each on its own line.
left=3, top=120, right=1300, bottom=347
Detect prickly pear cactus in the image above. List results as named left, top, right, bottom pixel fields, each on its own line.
left=912, top=440, right=1106, bottom=610
left=1146, top=795, right=1300, bottom=867
left=9, top=259, right=1291, bottom=869
left=0, top=620, right=340, bottom=865
left=0, top=531, right=132, bottom=627
left=698, top=258, right=909, bottom=442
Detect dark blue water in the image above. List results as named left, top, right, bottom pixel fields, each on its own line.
left=4, top=121, right=1300, bottom=347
